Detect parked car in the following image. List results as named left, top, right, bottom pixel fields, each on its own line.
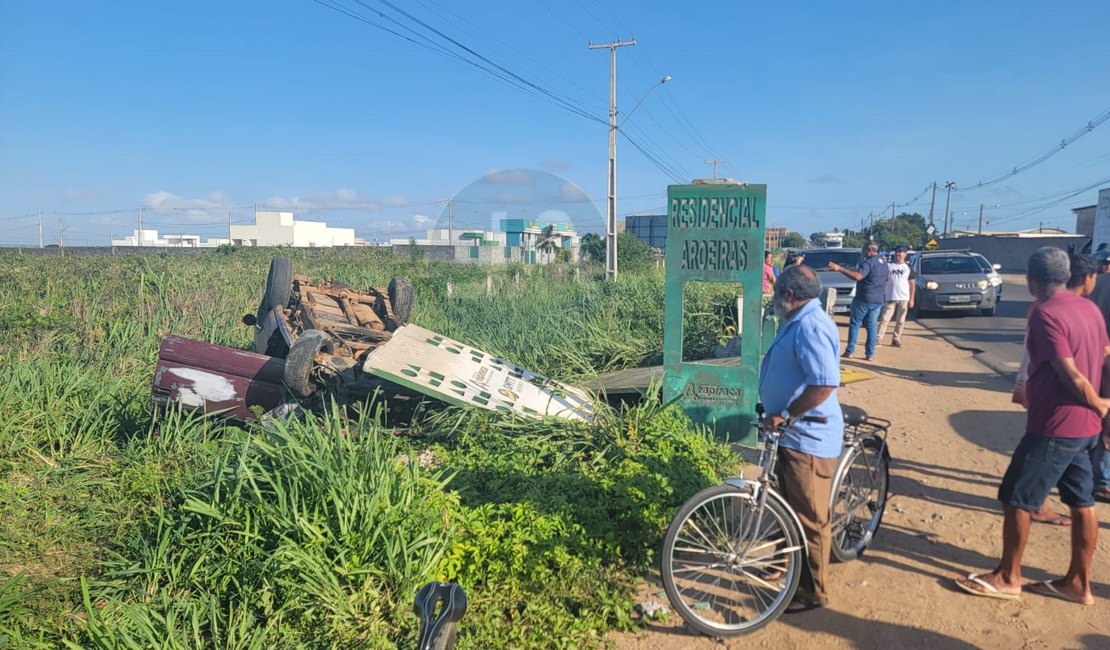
left=970, top=252, right=1003, bottom=300
left=910, top=250, right=998, bottom=317
left=800, top=248, right=862, bottom=315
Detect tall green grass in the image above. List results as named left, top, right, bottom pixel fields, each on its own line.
left=0, top=249, right=741, bottom=649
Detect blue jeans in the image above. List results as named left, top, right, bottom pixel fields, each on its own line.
left=846, top=299, right=882, bottom=358
left=1093, top=440, right=1110, bottom=492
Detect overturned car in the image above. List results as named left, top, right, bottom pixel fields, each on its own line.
left=152, top=258, right=594, bottom=423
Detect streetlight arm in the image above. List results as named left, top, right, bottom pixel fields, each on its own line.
left=618, top=75, right=671, bottom=128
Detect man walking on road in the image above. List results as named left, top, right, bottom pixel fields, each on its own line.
left=759, top=264, right=844, bottom=613
left=956, top=247, right=1110, bottom=606
left=828, top=241, right=888, bottom=361
left=877, top=245, right=915, bottom=348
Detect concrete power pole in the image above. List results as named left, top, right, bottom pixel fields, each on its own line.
left=228, top=208, right=233, bottom=243
left=942, top=181, right=955, bottom=237
left=978, top=203, right=985, bottom=235
left=927, top=181, right=937, bottom=226
left=704, top=159, right=726, bottom=179
left=590, top=37, right=636, bottom=281
left=137, top=204, right=143, bottom=247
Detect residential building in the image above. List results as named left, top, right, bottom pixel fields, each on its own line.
left=230, top=210, right=356, bottom=247
left=1073, top=204, right=1096, bottom=239
left=111, top=229, right=229, bottom=248
left=765, top=226, right=786, bottom=250
left=388, top=219, right=579, bottom=264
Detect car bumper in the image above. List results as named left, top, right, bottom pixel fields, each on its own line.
left=918, top=289, right=996, bottom=311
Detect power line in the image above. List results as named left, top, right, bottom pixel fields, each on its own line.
left=954, top=105, right=1110, bottom=192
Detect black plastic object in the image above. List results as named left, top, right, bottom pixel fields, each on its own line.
left=415, top=581, right=467, bottom=650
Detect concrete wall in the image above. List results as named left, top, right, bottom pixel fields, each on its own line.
left=1075, top=206, right=1096, bottom=238
left=389, top=243, right=524, bottom=264
left=938, top=235, right=1090, bottom=272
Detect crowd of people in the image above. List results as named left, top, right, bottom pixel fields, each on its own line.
left=758, top=245, right=1110, bottom=615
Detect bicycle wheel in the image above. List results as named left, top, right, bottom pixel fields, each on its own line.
left=661, top=484, right=805, bottom=637
left=830, top=436, right=890, bottom=562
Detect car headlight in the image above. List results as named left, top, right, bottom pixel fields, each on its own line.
left=925, top=280, right=939, bottom=290
left=977, top=279, right=989, bottom=290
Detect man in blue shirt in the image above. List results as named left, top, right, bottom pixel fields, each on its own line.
left=828, top=241, right=889, bottom=361
left=759, top=264, right=845, bottom=612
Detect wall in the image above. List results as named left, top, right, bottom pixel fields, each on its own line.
left=1074, top=205, right=1096, bottom=238
left=938, top=235, right=1090, bottom=272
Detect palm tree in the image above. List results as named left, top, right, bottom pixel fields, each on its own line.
left=535, top=224, right=560, bottom=263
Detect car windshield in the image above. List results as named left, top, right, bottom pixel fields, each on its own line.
left=971, top=255, right=992, bottom=273
left=920, top=256, right=981, bottom=275
left=803, top=250, right=861, bottom=270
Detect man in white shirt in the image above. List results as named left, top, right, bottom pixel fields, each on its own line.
left=878, top=246, right=915, bottom=348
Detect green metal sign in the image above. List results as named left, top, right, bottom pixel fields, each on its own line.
left=663, top=181, right=767, bottom=446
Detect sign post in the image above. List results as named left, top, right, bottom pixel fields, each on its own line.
left=663, top=181, right=767, bottom=446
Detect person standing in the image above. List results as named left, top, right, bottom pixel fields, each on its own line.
left=1086, top=265, right=1110, bottom=503
left=763, top=251, right=776, bottom=295
left=877, top=245, right=916, bottom=348
left=957, top=247, right=1110, bottom=605
left=828, top=241, right=889, bottom=361
left=759, top=264, right=844, bottom=612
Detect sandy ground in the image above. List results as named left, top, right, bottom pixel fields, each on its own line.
left=611, top=318, right=1110, bottom=650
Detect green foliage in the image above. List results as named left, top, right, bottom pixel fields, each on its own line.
left=579, top=233, right=604, bottom=264
left=0, top=248, right=742, bottom=649
left=870, top=212, right=927, bottom=250
left=616, top=232, right=658, bottom=273
left=781, top=231, right=807, bottom=248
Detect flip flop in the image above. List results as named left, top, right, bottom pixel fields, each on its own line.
left=1032, top=512, right=1071, bottom=526
left=954, top=574, right=1021, bottom=601
left=783, top=597, right=826, bottom=615
left=1026, top=580, right=1094, bottom=606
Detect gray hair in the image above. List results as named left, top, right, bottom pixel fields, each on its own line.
left=776, top=264, right=823, bottom=301
left=1027, top=247, right=1070, bottom=287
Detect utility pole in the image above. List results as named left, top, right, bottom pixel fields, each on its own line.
left=978, top=203, right=985, bottom=235
left=927, top=181, right=937, bottom=226
left=38, top=210, right=43, bottom=248
left=446, top=198, right=454, bottom=242
left=890, top=201, right=896, bottom=220
left=704, top=159, right=726, bottom=179
left=228, top=208, right=233, bottom=243
left=137, top=204, right=143, bottom=247
left=942, top=181, right=955, bottom=237
left=590, top=37, right=636, bottom=280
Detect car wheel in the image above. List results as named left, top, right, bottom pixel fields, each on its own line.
left=388, top=276, right=414, bottom=324
left=257, top=257, right=293, bottom=323
left=284, top=329, right=336, bottom=398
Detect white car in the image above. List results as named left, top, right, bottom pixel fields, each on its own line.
left=971, top=253, right=1003, bottom=300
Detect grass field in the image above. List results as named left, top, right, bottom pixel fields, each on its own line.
left=0, top=248, right=742, bottom=649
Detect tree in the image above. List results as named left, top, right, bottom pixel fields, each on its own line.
left=580, top=233, right=605, bottom=264
left=809, top=232, right=826, bottom=246
left=870, top=213, right=927, bottom=250
left=535, top=224, right=560, bottom=263
left=781, top=231, right=807, bottom=248
left=617, top=231, right=659, bottom=273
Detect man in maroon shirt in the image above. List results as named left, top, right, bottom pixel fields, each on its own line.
left=957, top=247, right=1110, bottom=605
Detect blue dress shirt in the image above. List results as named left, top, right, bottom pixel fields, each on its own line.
left=758, top=298, right=845, bottom=458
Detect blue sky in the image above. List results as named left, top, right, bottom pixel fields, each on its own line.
left=1, top=0, right=1108, bottom=245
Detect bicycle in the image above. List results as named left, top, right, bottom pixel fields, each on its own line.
left=660, top=404, right=890, bottom=637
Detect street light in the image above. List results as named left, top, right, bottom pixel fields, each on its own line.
left=619, top=75, right=671, bottom=128
left=601, top=72, right=671, bottom=280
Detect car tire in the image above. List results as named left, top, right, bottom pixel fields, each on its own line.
left=284, top=329, right=335, bottom=398
left=388, top=276, right=414, bottom=324
left=257, top=257, right=293, bottom=322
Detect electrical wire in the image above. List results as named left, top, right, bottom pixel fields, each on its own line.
left=954, top=106, right=1110, bottom=192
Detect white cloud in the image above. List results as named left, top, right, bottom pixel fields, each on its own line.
left=62, top=187, right=109, bottom=204
left=141, top=190, right=232, bottom=221
left=482, top=169, right=536, bottom=185
left=261, top=188, right=399, bottom=212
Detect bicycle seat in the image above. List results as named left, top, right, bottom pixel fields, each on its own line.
left=842, top=405, right=868, bottom=426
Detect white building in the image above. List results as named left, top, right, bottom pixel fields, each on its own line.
left=230, top=210, right=356, bottom=248
left=388, top=219, right=580, bottom=264
left=111, top=229, right=229, bottom=248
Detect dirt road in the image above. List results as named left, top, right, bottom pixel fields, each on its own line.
left=612, top=318, right=1110, bottom=650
